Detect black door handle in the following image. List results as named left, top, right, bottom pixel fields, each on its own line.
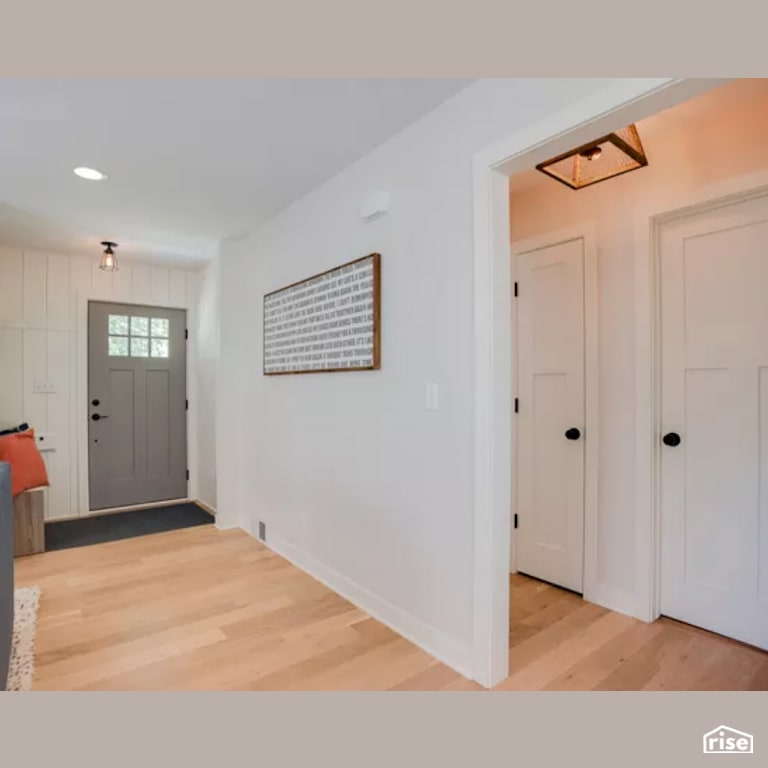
left=662, top=432, right=681, bottom=447
left=564, top=427, right=581, bottom=440
left=91, top=413, right=110, bottom=421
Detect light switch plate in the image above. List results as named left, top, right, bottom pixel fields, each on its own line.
left=33, top=380, right=56, bottom=394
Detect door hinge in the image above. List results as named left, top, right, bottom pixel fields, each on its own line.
left=185, top=328, right=188, bottom=340
left=514, top=397, right=519, bottom=413
left=186, top=469, right=189, bottom=481
left=514, top=513, right=518, bottom=529
left=185, top=399, right=189, bottom=411
left=514, top=281, right=518, bottom=297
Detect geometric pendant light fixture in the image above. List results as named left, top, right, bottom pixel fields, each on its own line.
left=99, top=241, right=119, bottom=271
left=535, top=123, right=648, bottom=190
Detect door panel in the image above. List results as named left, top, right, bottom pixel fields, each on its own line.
left=147, top=369, right=171, bottom=476
left=88, top=301, right=187, bottom=510
left=107, top=369, right=136, bottom=478
left=516, top=237, right=585, bottom=592
left=660, top=194, right=768, bottom=649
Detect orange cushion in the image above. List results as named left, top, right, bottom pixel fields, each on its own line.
left=0, top=429, right=49, bottom=497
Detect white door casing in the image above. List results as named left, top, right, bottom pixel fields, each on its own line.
left=474, top=78, right=717, bottom=687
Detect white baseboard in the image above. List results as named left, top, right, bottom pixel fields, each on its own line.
left=214, top=518, right=242, bottom=531
left=265, top=532, right=476, bottom=683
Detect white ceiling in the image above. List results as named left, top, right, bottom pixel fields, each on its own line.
left=0, top=79, right=472, bottom=267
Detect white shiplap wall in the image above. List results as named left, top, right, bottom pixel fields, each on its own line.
left=0, top=245, right=202, bottom=520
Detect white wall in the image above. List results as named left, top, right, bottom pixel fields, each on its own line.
left=195, top=256, right=219, bottom=511
left=216, top=78, right=660, bottom=671
left=0, top=246, right=204, bottom=520
left=509, top=79, right=768, bottom=604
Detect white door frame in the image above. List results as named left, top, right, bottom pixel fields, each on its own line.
left=633, top=169, right=768, bottom=625
left=471, top=77, right=727, bottom=688
left=509, top=224, right=599, bottom=598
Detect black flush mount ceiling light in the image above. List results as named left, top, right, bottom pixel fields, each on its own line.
left=536, top=124, right=648, bottom=190
left=100, top=241, right=119, bottom=271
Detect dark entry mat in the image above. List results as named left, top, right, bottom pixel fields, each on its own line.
left=45, top=503, right=214, bottom=552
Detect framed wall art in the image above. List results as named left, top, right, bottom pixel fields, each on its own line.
left=263, top=253, right=381, bottom=375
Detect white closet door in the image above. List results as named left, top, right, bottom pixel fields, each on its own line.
left=516, top=236, right=585, bottom=593
left=659, top=193, right=768, bottom=650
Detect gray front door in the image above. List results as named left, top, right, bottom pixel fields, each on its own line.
left=88, top=301, right=187, bottom=510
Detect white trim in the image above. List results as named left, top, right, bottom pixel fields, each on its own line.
left=48, top=497, right=194, bottom=523
left=186, top=276, right=201, bottom=504
left=633, top=168, right=768, bottom=623
left=509, top=223, right=599, bottom=601
left=214, top=519, right=242, bottom=531
left=77, top=294, right=196, bottom=517
left=267, top=533, right=475, bottom=680
left=472, top=163, right=513, bottom=688
left=582, top=227, right=600, bottom=606
left=472, top=78, right=726, bottom=687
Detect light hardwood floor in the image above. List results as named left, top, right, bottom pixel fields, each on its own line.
left=502, top=573, right=768, bottom=691
left=14, top=526, right=768, bottom=690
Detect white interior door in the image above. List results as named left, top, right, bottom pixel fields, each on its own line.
left=516, top=236, right=585, bottom=593
left=659, top=192, right=768, bottom=650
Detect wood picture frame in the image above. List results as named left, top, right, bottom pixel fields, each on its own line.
left=263, top=253, right=381, bottom=375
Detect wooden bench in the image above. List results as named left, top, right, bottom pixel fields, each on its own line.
left=13, top=488, right=45, bottom=556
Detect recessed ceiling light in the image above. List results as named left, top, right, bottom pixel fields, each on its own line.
left=74, top=166, right=107, bottom=181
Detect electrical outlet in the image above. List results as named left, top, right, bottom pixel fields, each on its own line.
left=258, top=521, right=267, bottom=541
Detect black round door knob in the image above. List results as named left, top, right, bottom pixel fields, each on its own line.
left=91, top=398, right=100, bottom=407
left=564, top=427, right=581, bottom=440
left=91, top=413, right=101, bottom=421
left=662, top=432, right=682, bottom=447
